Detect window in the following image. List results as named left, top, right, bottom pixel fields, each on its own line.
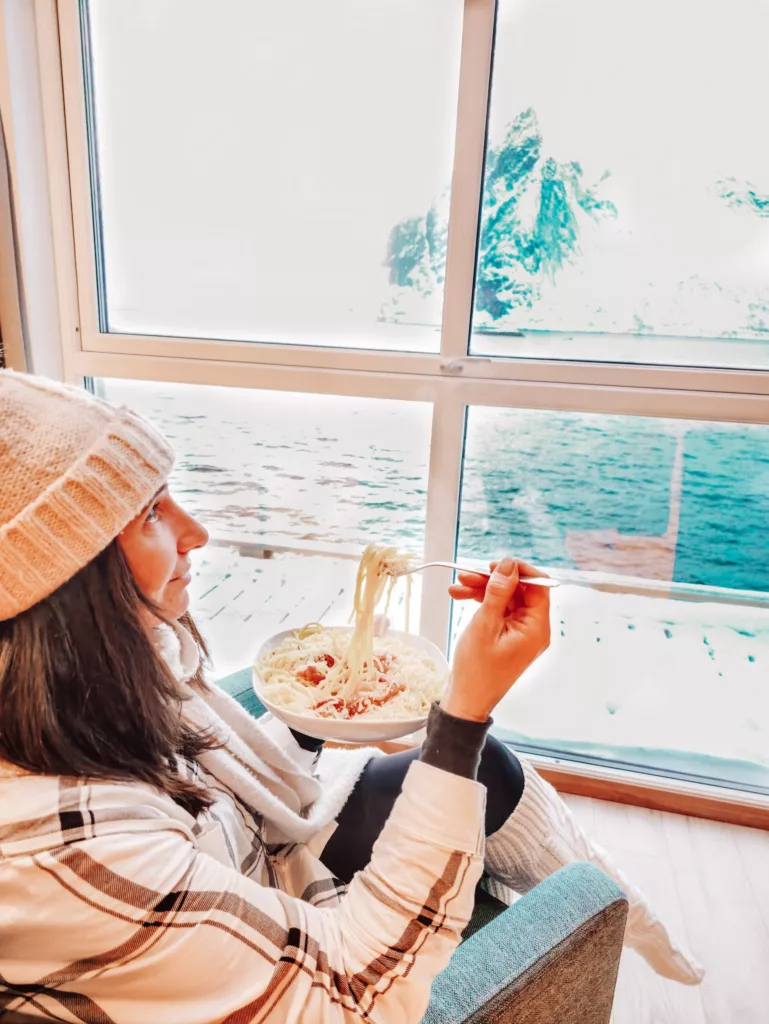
left=456, top=406, right=769, bottom=792
left=82, top=0, right=463, bottom=351
left=46, top=0, right=769, bottom=816
left=465, top=0, right=769, bottom=369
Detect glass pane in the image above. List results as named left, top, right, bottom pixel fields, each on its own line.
left=84, top=1, right=463, bottom=351
left=456, top=406, right=769, bottom=793
left=462, top=0, right=769, bottom=368
left=99, top=379, right=431, bottom=676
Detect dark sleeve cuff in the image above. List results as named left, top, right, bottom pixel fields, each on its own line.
left=289, top=729, right=325, bottom=754
left=419, top=702, right=492, bottom=781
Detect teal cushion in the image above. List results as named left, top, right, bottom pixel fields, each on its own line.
left=424, top=863, right=627, bottom=1024
left=217, top=666, right=267, bottom=719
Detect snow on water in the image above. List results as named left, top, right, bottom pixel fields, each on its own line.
left=474, top=586, right=769, bottom=790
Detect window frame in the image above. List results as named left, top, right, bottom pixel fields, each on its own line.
left=28, top=0, right=769, bottom=822
left=54, top=0, right=769, bottom=395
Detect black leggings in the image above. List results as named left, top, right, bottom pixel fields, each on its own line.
left=321, top=736, right=525, bottom=884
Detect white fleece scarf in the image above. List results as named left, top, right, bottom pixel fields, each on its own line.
left=156, top=623, right=375, bottom=845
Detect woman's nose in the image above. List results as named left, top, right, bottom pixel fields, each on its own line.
left=180, top=512, right=209, bottom=552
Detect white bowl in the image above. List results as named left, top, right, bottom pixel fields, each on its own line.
left=253, top=627, right=448, bottom=744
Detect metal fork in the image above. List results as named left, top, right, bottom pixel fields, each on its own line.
left=387, top=561, right=559, bottom=588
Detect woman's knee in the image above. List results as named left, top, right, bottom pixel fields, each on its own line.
left=478, top=736, right=526, bottom=835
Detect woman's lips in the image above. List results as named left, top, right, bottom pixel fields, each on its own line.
left=172, top=572, right=192, bottom=585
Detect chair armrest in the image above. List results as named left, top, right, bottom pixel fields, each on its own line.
left=216, top=666, right=268, bottom=719
left=423, top=862, right=628, bottom=1024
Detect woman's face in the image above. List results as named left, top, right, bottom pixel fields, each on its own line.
left=118, top=485, right=209, bottom=621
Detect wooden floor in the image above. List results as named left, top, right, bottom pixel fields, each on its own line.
left=193, top=547, right=769, bottom=1022
left=564, top=794, right=769, bottom=1024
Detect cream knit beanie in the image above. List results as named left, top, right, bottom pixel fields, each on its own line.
left=0, top=371, right=174, bottom=621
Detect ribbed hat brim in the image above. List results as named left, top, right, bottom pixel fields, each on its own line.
left=0, top=407, right=174, bottom=621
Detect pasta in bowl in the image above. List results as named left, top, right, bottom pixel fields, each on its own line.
left=252, top=544, right=449, bottom=742
left=253, top=627, right=448, bottom=743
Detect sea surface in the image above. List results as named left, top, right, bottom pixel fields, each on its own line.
left=104, top=379, right=769, bottom=595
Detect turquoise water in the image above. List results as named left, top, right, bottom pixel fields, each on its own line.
left=459, top=409, right=769, bottom=593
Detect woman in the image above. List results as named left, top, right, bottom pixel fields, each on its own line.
left=0, top=371, right=701, bottom=1023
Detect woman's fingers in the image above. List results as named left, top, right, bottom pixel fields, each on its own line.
left=456, top=560, right=544, bottom=587
left=520, top=580, right=550, bottom=610
left=452, top=569, right=491, bottom=603
left=512, top=560, right=550, bottom=609
left=516, top=559, right=549, bottom=580
left=451, top=559, right=549, bottom=607
left=448, top=584, right=485, bottom=602
left=478, top=559, right=521, bottom=620
left=455, top=562, right=533, bottom=588
left=455, top=569, right=490, bottom=587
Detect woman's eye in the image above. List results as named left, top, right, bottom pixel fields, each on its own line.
left=145, top=503, right=161, bottom=524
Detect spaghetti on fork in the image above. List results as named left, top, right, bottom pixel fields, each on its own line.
left=257, top=545, right=446, bottom=720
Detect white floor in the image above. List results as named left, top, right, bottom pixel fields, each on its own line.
left=565, top=795, right=769, bottom=1024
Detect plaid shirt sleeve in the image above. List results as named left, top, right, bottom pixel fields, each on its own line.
left=0, top=761, right=485, bottom=1023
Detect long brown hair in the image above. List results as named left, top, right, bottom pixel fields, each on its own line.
left=0, top=540, right=217, bottom=815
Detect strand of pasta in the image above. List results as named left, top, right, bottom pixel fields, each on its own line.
left=257, top=545, right=445, bottom=719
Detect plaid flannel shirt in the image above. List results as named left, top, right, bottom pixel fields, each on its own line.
left=0, top=760, right=485, bottom=1023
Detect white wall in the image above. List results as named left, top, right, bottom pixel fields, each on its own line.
left=0, top=0, right=63, bottom=378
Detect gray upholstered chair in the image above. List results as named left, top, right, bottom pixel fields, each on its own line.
left=220, top=667, right=628, bottom=1023
left=426, top=863, right=627, bottom=1023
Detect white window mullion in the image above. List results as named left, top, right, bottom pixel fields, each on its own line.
left=438, top=0, right=496, bottom=368
left=419, top=391, right=467, bottom=653
left=419, top=0, right=496, bottom=652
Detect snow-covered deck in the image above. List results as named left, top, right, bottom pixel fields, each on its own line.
left=191, top=543, right=769, bottom=795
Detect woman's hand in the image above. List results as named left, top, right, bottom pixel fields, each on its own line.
left=442, top=558, right=551, bottom=723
